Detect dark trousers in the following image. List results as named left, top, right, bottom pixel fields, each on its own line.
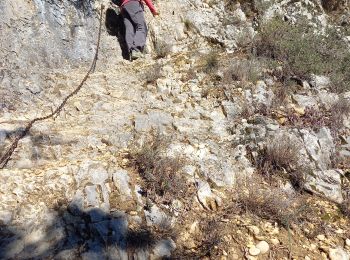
left=122, top=1, right=148, bottom=52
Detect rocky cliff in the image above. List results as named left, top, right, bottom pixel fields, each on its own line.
left=1, top=0, right=350, bottom=259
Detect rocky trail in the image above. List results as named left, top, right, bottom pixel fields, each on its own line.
left=1, top=0, right=350, bottom=259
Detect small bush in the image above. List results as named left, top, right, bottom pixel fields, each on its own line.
left=223, top=59, right=261, bottom=83
left=286, top=107, right=328, bottom=131
left=330, top=97, right=350, bottom=129
left=154, top=41, right=172, bottom=59
left=270, top=84, right=290, bottom=108
left=255, top=134, right=306, bottom=190
left=181, top=68, right=197, bottom=82
left=183, top=19, right=196, bottom=32
left=235, top=177, right=309, bottom=227
left=126, top=227, right=157, bottom=250
left=254, top=18, right=350, bottom=92
left=321, top=0, right=348, bottom=12
left=142, top=64, right=162, bottom=84
left=340, top=200, right=350, bottom=217
left=129, top=134, right=189, bottom=204
left=201, top=52, right=219, bottom=74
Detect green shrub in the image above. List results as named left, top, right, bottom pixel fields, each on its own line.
left=254, top=18, right=350, bottom=92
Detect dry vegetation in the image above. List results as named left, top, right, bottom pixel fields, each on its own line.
left=252, top=134, right=307, bottom=191
left=154, top=40, right=172, bottom=59
left=142, top=63, right=162, bottom=85
left=201, top=52, right=219, bottom=74
left=222, top=58, right=262, bottom=83
left=234, top=177, right=310, bottom=227
left=128, top=134, right=192, bottom=204
left=254, top=18, right=350, bottom=92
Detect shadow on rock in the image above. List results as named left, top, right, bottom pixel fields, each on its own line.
left=105, top=7, right=129, bottom=60
left=0, top=203, right=175, bottom=259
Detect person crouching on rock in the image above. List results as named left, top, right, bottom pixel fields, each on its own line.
left=114, top=0, right=159, bottom=60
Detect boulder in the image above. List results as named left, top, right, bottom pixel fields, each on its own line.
left=329, top=247, right=350, bottom=260
left=305, top=169, right=344, bottom=203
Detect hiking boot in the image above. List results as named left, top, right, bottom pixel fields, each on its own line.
left=130, top=49, right=144, bottom=60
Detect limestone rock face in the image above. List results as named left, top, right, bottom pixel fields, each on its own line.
left=1, top=0, right=350, bottom=259
left=184, top=3, right=255, bottom=52
left=305, top=169, right=344, bottom=203
left=329, top=247, right=350, bottom=260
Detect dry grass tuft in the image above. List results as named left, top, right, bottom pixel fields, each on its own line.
left=223, top=59, right=261, bottom=83
left=330, top=97, right=350, bottom=129
left=154, top=40, right=172, bottom=59
left=340, top=200, right=350, bottom=218
left=129, top=134, right=190, bottom=204
left=143, top=64, right=162, bottom=85
left=254, top=134, right=306, bottom=190
left=234, top=177, right=310, bottom=227
left=201, top=52, right=219, bottom=74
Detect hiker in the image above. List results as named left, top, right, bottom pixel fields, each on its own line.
left=112, top=0, right=159, bottom=60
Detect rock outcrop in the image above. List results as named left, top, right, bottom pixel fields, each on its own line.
left=0, top=0, right=350, bottom=259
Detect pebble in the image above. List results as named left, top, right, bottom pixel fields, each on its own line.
left=255, top=235, right=265, bottom=240
left=317, top=234, right=326, bottom=241
left=270, top=238, right=280, bottom=246
left=248, top=225, right=260, bottom=235
left=310, top=244, right=317, bottom=250
left=346, top=238, right=350, bottom=247
left=256, top=241, right=269, bottom=254
left=249, top=246, right=261, bottom=256
left=335, top=229, right=345, bottom=234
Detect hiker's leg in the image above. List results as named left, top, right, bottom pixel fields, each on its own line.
left=122, top=11, right=135, bottom=52
left=124, top=2, right=147, bottom=50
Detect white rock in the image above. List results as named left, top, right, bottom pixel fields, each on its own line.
left=292, top=94, right=318, bottom=109
left=112, top=169, right=132, bottom=198
left=182, top=165, right=196, bottom=176
left=85, top=185, right=99, bottom=207
left=249, top=246, right=261, bottom=256
left=256, top=241, right=269, bottom=254
left=144, top=205, right=170, bottom=227
left=248, top=226, right=260, bottom=235
left=90, top=166, right=109, bottom=185
left=233, top=7, right=247, bottom=22
left=196, top=179, right=221, bottom=210
left=270, top=238, right=280, bottom=246
left=152, top=239, right=176, bottom=258
left=317, top=234, right=326, bottom=241
left=310, top=75, right=331, bottom=90
left=0, top=210, right=12, bottom=225
left=346, top=238, right=350, bottom=246
left=305, top=169, right=344, bottom=204
left=329, top=247, right=350, bottom=260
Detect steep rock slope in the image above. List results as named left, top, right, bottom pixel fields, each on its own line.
left=1, top=0, right=350, bottom=259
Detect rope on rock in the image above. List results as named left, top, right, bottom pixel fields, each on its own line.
left=0, top=5, right=105, bottom=169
